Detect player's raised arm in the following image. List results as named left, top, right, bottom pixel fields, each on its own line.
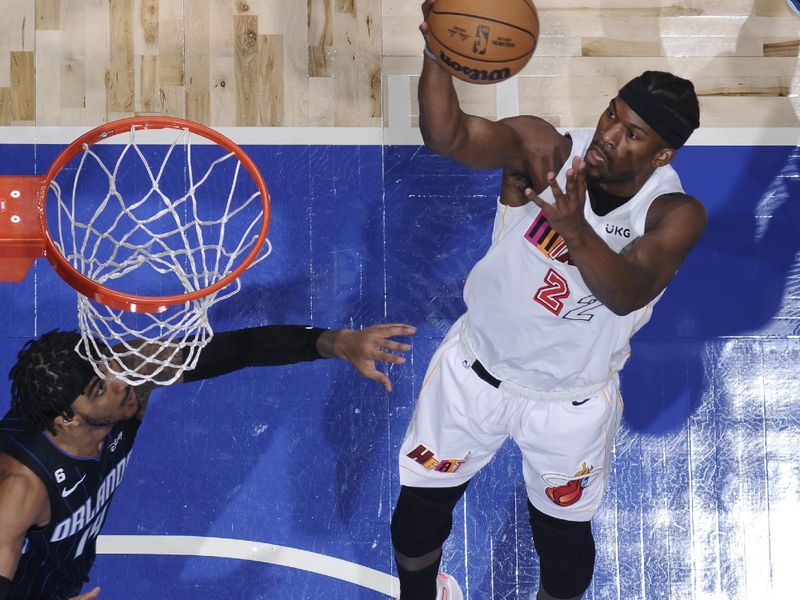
left=418, top=1, right=522, bottom=169
left=175, top=323, right=415, bottom=391
left=418, top=1, right=565, bottom=180
left=110, top=323, right=415, bottom=420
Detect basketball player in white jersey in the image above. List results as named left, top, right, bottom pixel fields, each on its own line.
left=0, top=322, right=414, bottom=600
left=390, top=2, right=707, bottom=599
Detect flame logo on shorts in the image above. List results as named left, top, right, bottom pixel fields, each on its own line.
left=542, top=462, right=602, bottom=507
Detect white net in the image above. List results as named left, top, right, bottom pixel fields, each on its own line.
left=47, top=123, right=271, bottom=386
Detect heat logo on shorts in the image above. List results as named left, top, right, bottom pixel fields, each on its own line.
left=525, top=212, right=572, bottom=264
left=542, top=462, right=602, bottom=507
left=406, top=444, right=468, bottom=473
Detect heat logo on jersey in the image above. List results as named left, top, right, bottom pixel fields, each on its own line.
left=542, top=462, right=602, bottom=507
left=524, top=212, right=572, bottom=264
left=407, top=444, right=469, bottom=473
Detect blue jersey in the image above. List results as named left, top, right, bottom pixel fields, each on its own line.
left=0, top=409, right=139, bottom=599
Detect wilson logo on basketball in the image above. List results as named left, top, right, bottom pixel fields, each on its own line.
left=542, top=462, right=602, bottom=507
left=438, top=50, right=512, bottom=82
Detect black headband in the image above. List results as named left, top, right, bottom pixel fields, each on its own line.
left=618, top=77, right=696, bottom=148
left=57, top=353, right=97, bottom=411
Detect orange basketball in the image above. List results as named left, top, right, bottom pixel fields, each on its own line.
left=426, top=0, right=539, bottom=84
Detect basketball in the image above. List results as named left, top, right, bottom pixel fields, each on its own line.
left=426, top=0, right=539, bottom=84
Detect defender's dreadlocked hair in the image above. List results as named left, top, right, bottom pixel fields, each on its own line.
left=8, top=329, right=95, bottom=433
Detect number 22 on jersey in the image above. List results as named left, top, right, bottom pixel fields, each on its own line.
left=534, top=268, right=569, bottom=315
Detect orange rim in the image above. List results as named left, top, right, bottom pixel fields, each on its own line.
left=38, top=116, right=271, bottom=314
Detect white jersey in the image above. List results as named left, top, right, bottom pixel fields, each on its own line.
left=462, top=128, right=685, bottom=399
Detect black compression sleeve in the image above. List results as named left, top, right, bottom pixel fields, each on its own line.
left=182, top=325, right=328, bottom=383
left=0, top=575, right=12, bottom=600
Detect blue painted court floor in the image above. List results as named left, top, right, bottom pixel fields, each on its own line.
left=0, top=140, right=798, bottom=599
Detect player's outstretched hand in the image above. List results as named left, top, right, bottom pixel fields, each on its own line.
left=525, top=155, right=589, bottom=241
left=70, top=587, right=101, bottom=600
left=333, top=324, right=416, bottom=392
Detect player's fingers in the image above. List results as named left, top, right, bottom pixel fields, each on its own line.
left=524, top=190, right=543, bottom=205
left=357, top=363, right=393, bottom=392
left=379, top=373, right=393, bottom=392
left=566, top=157, right=585, bottom=198
left=377, top=339, right=412, bottom=353
left=575, top=160, right=587, bottom=200
left=565, top=167, right=577, bottom=200
left=370, top=323, right=417, bottom=337
left=374, top=350, right=407, bottom=365
left=524, top=188, right=549, bottom=207
left=547, top=175, right=565, bottom=202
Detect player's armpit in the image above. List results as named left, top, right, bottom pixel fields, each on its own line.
left=0, top=456, right=50, bottom=583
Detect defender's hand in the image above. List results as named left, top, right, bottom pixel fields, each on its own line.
left=333, top=324, right=416, bottom=392
left=70, top=587, right=101, bottom=600
left=525, top=155, right=590, bottom=240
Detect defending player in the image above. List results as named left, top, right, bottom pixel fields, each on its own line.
left=390, top=2, right=707, bottom=599
left=0, top=323, right=414, bottom=600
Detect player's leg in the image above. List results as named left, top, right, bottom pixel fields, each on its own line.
left=515, top=380, right=624, bottom=599
left=392, top=482, right=469, bottom=600
left=394, top=320, right=510, bottom=600
left=528, top=502, right=594, bottom=600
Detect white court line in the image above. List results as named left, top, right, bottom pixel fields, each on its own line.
left=0, top=127, right=798, bottom=147
left=0, top=70, right=799, bottom=147
left=97, top=535, right=400, bottom=597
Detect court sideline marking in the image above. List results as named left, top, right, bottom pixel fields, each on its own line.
left=97, top=535, right=400, bottom=597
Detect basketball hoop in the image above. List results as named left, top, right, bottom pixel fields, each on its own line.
left=0, top=117, right=271, bottom=385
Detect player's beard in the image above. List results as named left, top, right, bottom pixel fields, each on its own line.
left=82, top=413, right=129, bottom=428
left=83, top=388, right=139, bottom=428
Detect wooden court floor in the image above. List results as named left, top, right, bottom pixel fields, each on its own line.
left=0, top=0, right=796, bottom=129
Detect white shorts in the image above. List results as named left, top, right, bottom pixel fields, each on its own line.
left=399, top=321, right=623, bottom=522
